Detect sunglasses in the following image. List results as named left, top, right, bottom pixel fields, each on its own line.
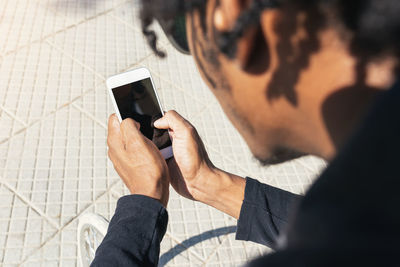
left=157, top=15, right=190, bottom=55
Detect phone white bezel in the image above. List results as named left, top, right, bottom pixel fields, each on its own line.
left=106, top=67, right=173, bottom=159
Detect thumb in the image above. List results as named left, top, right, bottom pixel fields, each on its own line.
left=153, top=116, right=169, bottom=129
left=154, top=110, right=190, bottom=132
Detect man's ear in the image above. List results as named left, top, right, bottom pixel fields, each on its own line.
left=214, top=0, right=242, bottom=31
left=213, top=0, right=270, bottom=73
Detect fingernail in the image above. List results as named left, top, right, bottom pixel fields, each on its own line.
left=153, top=119, right=161, bottom=127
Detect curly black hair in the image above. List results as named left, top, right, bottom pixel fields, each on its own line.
left=140, top=0, right=400, bottom=60
left=139, top=0, right=206, bottom=57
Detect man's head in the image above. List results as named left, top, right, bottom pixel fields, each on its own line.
left=140, top=0, right=400, bottom=164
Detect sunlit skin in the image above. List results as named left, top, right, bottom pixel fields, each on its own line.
left=188, top=0, right=396, bottom=163
left=107, top=0, right=397, bottom=219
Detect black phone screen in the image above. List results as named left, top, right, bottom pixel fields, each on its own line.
left=112, top=78, right=172, bottom=150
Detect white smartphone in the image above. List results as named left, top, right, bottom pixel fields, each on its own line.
left=106, top=67, right=173, bottom=159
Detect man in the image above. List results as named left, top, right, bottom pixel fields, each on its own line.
left=92, top=0, right=400, bottom=266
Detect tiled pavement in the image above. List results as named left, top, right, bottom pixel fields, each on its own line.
left=0, top=0, right=326, bottom=266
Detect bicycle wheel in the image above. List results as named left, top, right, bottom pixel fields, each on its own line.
left=77, top=213, right=109, bottom=267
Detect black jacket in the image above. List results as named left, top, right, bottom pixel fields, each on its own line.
left=92, top=81, right=400, bottom=266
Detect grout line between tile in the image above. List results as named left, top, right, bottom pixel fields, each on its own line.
left=207, top=145, right=251, bottom=176
left=0, top=127, right=26, bottom=146
left=0, top=87, right=99, bottom=146
left=120, top=52, right=156, bottom=73
left=0, top=178, right=13, bottom=263
left=0, top=181, right=60, bottom=229
left=177, top=191, right=197, bottom=260
left=40, top=0, right=130, bottom=23
left=45, top=39, right=106, bottom=81
left=44, top=108, right=58, bottom=228
left=21, top=201, right=33, bottom=264
left=3, top=0, right=130, bottom=58
left=296, top=158, right=322, bottom=174
left=110, top=14, right=170, bottom=49
left=42, top=0, right=147, bottom=84
left=241, top=239, right=252, bottom=262
left=0, top=0, right=16, bottom=58
left=0, top=105, right=28, bottom=127
left=110, top=188, right=123, bottom=199
left=150, top=72, right=211, bottom=111
left=12, top=0, right=37, bottom=65
left=71, top=103, right=108, bottom=129
left=20, top=179, right=121, bottom=265
left=164, top=232, right=206, bottom=263
left=46, top=33, right=156, bottom=85
left=202, top=233, right=232, bottom=266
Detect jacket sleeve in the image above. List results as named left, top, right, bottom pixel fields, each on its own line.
left=236, top=177, right=302, bottom=249
left=91, top=195, right=168, bottom=267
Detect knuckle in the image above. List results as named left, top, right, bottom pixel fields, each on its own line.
left=122, top=118, right=131, bottom=123
left=107, top=137, right=113, bottom=148
left=121, top=118, right=132, bottom=129
left=126, top=138, right=139, bottom=149
left=120, top=119, right=127, bottom=129
left=167, top=110, right=177, bottom=118
left=119, top=123, right=126, bottom=133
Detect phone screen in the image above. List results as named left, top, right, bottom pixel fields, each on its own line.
left=112, top=78, right=172, bottom=150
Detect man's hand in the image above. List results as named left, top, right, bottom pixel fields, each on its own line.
left=154, top=111, right=246, bottom=218
left=107, top=114, right=169, bottom=207
left=153, top=110, right=213, bottom=200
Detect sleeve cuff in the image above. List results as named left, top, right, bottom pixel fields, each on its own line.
left=116, top=194, right=166, bottom=215
left=236, top=177, right=260, bottom=241
left=92, top=194, right=168, bottom=266
left=109, top=194, right=168, bottom=243
left=235, top=177, right=301, bottom=248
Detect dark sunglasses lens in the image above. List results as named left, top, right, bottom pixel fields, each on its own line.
left=170, top=15, right=190, bottom=54
left=157, top=15, right=190, bottom=55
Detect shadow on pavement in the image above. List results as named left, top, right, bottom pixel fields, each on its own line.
left=159, top=226, right=237, bottom=266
